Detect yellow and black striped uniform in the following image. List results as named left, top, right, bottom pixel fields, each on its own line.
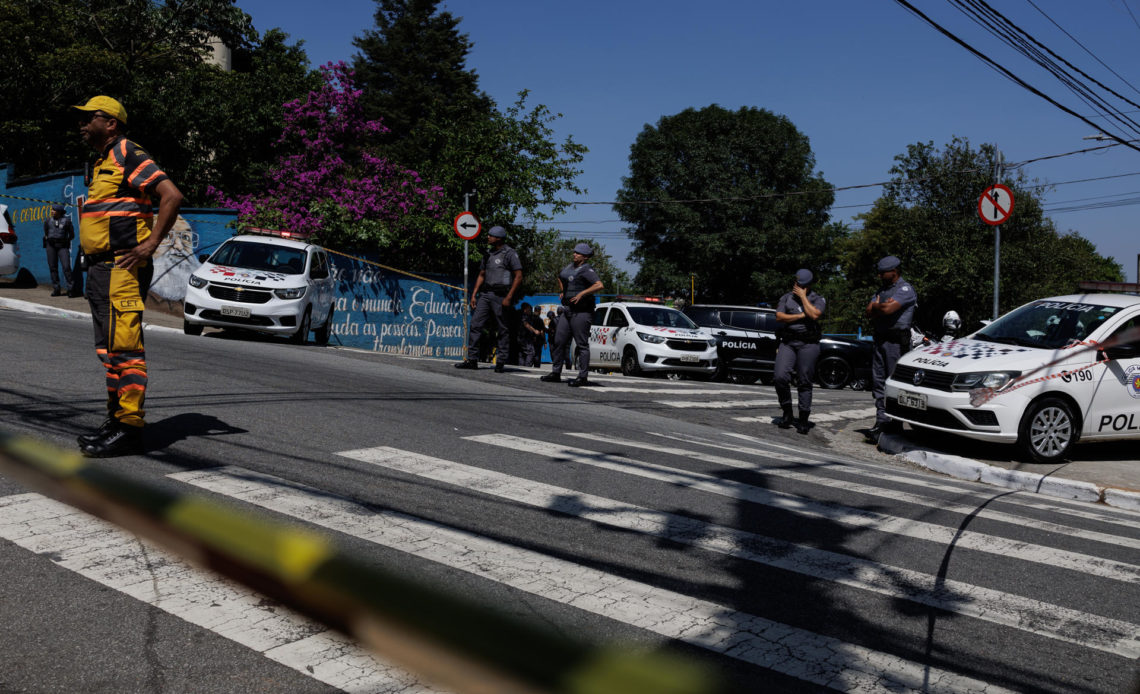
left=80, top=136, right=170, bottom=429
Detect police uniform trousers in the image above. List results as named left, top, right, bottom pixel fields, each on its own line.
left=773, top=339, right=820, bottom=413
left=86, top=259, right=152, bottom=429
left=466, top=291, right=510, bottom=363
left=519, top=334, right=536, bottom=366
left=871, top=335, right=904, bottom=425
left=551, top=310, right=592, bottom=379
left=45, top=243, right=73, bottom=291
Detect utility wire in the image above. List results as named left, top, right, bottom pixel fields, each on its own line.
left=1025, top=0, right=1140, bottom=100
left=892, top=0, right=1140, bottom=154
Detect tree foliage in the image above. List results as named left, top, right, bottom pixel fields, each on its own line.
left=0, top=0, right=317, bottom=202
left=210, top=63, right=442, bottom=250
left=616, top=105, right=839, bottom=303
left=522, top=230, right=632, bottom=297
left=352, top=0, right=587, bottom=272
left=838, top=137, right=1124, bottom=333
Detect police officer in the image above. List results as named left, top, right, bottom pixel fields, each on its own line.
left=865, top=255, right=917, bottom=443
left=455, top=225, right=523, bottom=372
left=773, top=269, right=825, bottom=434
left=541, top=243, right=604, bottom=387
left=43, top=204, right=75, bottom=296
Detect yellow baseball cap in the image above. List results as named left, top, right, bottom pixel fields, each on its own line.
left=72, top=96, right=128, bottom=124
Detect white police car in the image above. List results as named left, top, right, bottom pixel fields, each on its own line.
left=589, top=301, right=718, bottom=377
left=183, top=232, right=336, bottom=345
left=886, top=294, right=1140, bottom=462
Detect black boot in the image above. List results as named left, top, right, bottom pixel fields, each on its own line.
left=540, top=372, right=562, bottom=383
left=453, top=360, right=478, bottom=370
left=80, top=423, right=142, bottom=458
left=795, top=411, right=811, bottom=435
left=77, top=417, right=118, bottom=447
left=774, top=405, right=794, bottom=429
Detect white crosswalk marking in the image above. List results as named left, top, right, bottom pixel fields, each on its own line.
left=337, top=445, right=1140, bottom=658
left=468, top=435, right=1140, bottom=582
left=171, top=466, right=1015, bottom=694
left=657, top=399, right=780, bottom=408
left=0, top=493, right=442, bottom=694
left=564, top=432, right=1140, bottom=552
left=732, top=407, right=875, bottom=423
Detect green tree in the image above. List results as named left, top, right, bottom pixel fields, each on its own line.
left=839, top=137, right=1124, bottom=333
left=0, top=0, right=316, bottom=202
left=523, top=229, right=632, bottom=297
left=352, top=0, right=587, bottom=272
left=616, top=105, right=839, bottom=304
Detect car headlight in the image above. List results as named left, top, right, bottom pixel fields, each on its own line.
left=274, top=286, right=306, bottom=300
left=188, top=275, right=207, bottom=288
left=637, top=331, right=665, bottom=344
left=951, top=371, right=1021, bottom=392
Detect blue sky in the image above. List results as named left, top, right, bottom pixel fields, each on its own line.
left=237, top=1, right=1140, bottom=284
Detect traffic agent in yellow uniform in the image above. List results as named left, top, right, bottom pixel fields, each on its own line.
left=72, top=96, right=184, bottom=457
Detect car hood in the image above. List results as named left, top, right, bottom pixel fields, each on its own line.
left=194, top=263, right=304, bottom=288
left=900, top=337, right=1085, bottom=372
left=634, top=326, right=710, bottom=339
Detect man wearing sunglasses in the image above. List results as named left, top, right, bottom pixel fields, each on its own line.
left=71, top=95, right=184, bottom=457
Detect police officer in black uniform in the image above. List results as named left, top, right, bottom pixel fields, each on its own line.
left=773, top=269, right=826, bottom=434
left=455, top=225, right=523, bottom=372
left=541, top=243, right=604, bottom=387
left=865, top=255, right=917, bottom=443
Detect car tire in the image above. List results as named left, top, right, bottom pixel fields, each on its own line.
left=621, top=347, right=642, bottom=377
left=314, top=307, right=334, bottom=346
left=183, top=320, right=203, bottom=336
left=817, top=356, right=851, bottom=390
left=1017, top=396, right=1078, bottom=463
left=291, top=307, right=311, bottom=345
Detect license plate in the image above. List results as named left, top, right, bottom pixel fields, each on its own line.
left=221, top=305, right=250, bottom=318
left=680, top=354, right=699, bottom=362
left=897, top=389, right=927, bottom=411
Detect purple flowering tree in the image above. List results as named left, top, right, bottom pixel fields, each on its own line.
left=210, top=62, right=442, bottom=248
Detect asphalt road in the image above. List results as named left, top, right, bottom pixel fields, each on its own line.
left=2, top=310, right=1138, bottom=693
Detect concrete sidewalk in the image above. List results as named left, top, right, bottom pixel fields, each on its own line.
left=4, top=279, right=1139, bottom=512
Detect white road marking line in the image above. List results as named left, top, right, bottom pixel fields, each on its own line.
left=568, top=432, right=1140, bottom=552
left=0, top=493, right=441, bottom=694
left=732, top=406, right=874, bottom=423
left=338, top=446, right=1140, bottom=658
left=171, top=467, right=1014, bottom=694
left=468, top=435, right=1140, bottom=583
left=656, top=399, right=781, bottom=408
left=711, top=430, right=1140, bottom=528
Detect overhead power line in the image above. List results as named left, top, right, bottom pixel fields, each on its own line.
left=1025, top=0, right=1140, bottom=100
left=891, top=0, right=1140, bottom=155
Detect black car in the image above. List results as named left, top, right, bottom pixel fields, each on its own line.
left=681, top=304, right=872, bottom=389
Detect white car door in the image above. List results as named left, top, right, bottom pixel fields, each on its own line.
left=1086, top=314, right=1140, bottom=438
left=589, top=306, right=613, bottom=365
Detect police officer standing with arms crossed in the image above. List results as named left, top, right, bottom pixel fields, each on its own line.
left=455, top=225, right=523, bottom=372
left=865, top=255, right=917, bottom=443
left=773, top=269, right=825, bottom=435
left=541, top=243, right=604, bottom=387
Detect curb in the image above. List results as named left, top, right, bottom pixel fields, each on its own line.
left=877, top=432, right=1140, bottom=512
left=0, top=296, right=182, bottom=334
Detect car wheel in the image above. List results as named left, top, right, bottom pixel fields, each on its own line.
left=728, top=372, right=760, bottom=385
left=314, top=307, right=334, bottom=346
left=621, top=347, right=642, bottom=376
left=183, top=320, right=203, bottom=337
left=849, top=376, right=869, bottom=391
left=1017, top=397, right=1077, bottom=463
left=291, top=307, right=312, bottom=345
left=817, top=356, right=851, bottom=390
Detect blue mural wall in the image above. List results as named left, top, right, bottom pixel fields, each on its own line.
left=0, top=163, right=486, bottom=359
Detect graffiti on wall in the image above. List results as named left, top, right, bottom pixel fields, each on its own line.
left=149, top=216, right=201, bottom=302
left=328, top=255, right=467, bottom=356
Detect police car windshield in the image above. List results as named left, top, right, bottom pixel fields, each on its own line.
left=976, top=300, right=1120, bottom=349
left=627, top=306, right=699, bottom=330
left=211, top=241, right=306, bottom=275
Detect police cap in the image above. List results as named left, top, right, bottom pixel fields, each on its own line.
left=795, top=269, right=813, bottom=285
left=488, top=225, right=507, bottom=238
left=573, top=242, right=593, bottom=256
left=876, top=255, right=901, bottom=273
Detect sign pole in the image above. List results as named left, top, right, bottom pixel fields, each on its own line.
left=993, top=153, right=1002, bottom=320
left=977, top=171, right=1013, bottom=321
left=458, top=192, right=479, bottom=352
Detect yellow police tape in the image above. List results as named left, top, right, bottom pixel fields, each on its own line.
left=0, top=429, right=721, bottom=694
